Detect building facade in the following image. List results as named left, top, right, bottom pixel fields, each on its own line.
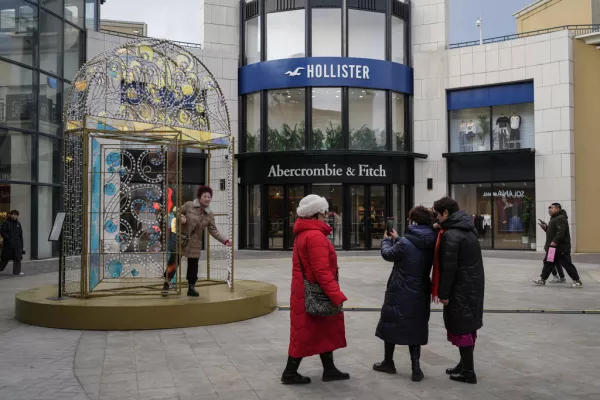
left=0, top=0, right=98, bottom=259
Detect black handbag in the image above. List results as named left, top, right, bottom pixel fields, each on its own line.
left=295, top=239, right=343, bottom=317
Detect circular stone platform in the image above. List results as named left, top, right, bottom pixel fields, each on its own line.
left=15, top=280, right=277, bottom=330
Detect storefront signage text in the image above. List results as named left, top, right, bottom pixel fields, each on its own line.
left=267, top=164, right=387, bottom=178
left=286, top=64, right=370, bottom=80
left=482, top=190, right=526, bottom=198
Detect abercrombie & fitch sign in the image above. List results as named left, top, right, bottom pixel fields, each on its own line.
left=267, top=164, right=386, bottom=178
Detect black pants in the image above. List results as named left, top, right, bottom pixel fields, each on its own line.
left=541, top=252, right=580, bottom=281
left=0, top=259, right=21, bottom=274
left=185, top=257, right=200, bottom=285
left=551, top=263, right=565, bottom=279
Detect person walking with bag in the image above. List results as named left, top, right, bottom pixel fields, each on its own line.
left=282, top=194, right=349, bottom=385
left=433, top=197, right=485, bottom=385
left=373, top=206, right=437, bottom=382
left=0, top=210, right=25, bottom=276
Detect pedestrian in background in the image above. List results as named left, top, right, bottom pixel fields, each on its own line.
left=539, top=206, right=565, bottom=283
left=433, top=197, right=485, bottom=385
left=0, top=210, right=25, bottom=276
left=282, top=194, right=349, bottom=385
left=373, top=206, right=437, bottom=382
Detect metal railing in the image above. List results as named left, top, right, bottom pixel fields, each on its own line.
left=99, top=29, right=203, bottom=49
left=449, top=24, right=600, bottom=49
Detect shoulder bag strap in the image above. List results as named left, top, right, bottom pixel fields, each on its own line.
left=294, top=236, right=308, bottom=281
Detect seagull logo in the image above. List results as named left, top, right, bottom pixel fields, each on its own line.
left=285, top=67, right=305, bottom=77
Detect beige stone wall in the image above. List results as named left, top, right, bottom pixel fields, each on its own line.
left=515, top=0, right=592, bottom=33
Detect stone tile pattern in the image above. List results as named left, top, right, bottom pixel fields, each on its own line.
left=412, top=0, right=450, bottom=207
left=447, top=30, right=576, bottom=251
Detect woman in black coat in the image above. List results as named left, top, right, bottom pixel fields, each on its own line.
left=373, top=206, right=437, bottom=382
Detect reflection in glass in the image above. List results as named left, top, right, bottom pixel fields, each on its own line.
left=391, top=16, right=405, bottom=64
left=246, top=185, right=261, bottom=249
left=492, top=103, right=534, bottom=150
left=349, top=10, right=384, bottom=60
left=287, top=185, right=305, bottom=248
left=267, top=10, right=305, bottom=60
left=349, top=89, right=386, bottom=150
left=65, top=0, right=84, bottom=27
left=449, top=107, right=490, bottom=153
left=40, top=0, right=62, bottom=16
left=85, top=0, right=96, bottom=30
left=39, top=135, right=61, bottom=183
left=39, top=74, right=62, bottom=135
left=0, top=1, right=38, bottom=66
left=392, top=185, right=406, bottom=236
left=64, top=23, right=84, bottom=80
left=0, top=60, right=37, bottom=131
left=492, top=182, right=536, bottom=250
left=350, top=185, right=365, bottom=249
left=40, top=9, right=62, bottom=76
left=392, top=93, right=406, bottom=151
left=452, top=183, right=493, bottom=249
left=0, top=184, right=31, bottom=259
left=245, top=92, right=260, bottom=152
left=267, top=186, right=284, bottom=249
left=312, top=88, right=342, bottom=150
left=38, top=186, right=60, bottom=258
left=0, top=130, right=34, bottom=181
left=312, top=8, right=341, bottom=57
left=369, top=186, right=386, bottom=249
left=313, top=184, right=343, bottom=249
left=245, top=16, right=260, bottom=65
left=267, top=89, right=305, bottom=151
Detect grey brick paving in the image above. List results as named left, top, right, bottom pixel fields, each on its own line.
left=1, top=255, right=600, bottom=399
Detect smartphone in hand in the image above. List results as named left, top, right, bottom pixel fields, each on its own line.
left=386, top=218, right=395, bottom=236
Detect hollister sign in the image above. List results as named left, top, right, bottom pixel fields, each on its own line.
left=267, top=164, right=386, bottom=178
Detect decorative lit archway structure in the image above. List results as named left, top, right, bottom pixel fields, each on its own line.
left=61, top=38, right=234, bottom=298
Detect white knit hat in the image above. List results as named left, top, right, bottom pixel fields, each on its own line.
left=297, top=194, right=329, bottom=218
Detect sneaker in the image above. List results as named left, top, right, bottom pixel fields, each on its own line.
left=568, top=281, right=582, bottom=289
left=16, top=272, right=24, bottom=276
left=550, top=276, right=567, bottom=284
left=532, top=278, right=546, bottom=286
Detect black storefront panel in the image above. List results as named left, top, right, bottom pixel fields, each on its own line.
left=445, top=149, right=535, bottom=184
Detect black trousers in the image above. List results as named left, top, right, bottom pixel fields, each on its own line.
left=186, top=257, right=200, bottom=285
left=541, top=252, right=580, bottom=281
left=0, top=259, right=21, bottom=274
left=551, top=263, right=565, bottom=278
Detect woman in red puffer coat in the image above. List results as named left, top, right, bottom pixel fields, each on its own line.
left=281, top=194, right=349, bottom=385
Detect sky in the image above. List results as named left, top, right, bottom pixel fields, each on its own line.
left=101, top=0, right=536, bottom=45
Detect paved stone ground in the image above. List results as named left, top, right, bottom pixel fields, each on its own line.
left=1, top=255, right=600, bottom=400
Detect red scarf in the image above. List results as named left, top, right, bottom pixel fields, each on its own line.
left=431, top=229, right=444, bottom=303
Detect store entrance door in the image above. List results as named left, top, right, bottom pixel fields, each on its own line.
left=349, top=185, right=387, bottom=249
left=265, top=184, right=306, bottom=250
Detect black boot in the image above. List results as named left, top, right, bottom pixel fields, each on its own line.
left=409, top=345, right=424, bottom=382
left=373, top=342, right=397, bottom=374
left=161, top=282, right=169, bottom=297
left=320, top=352, right=350, bottom=382
left=281, top=356, right=311, bottom=385
left=449, top=346, right=477, bottom=384
left=445, top=361, right=462, bottom=375
left=187, top=284, right=199, bottom=297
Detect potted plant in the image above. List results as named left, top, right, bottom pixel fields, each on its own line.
left=521, top=195, right=534, bottom=248
left=476, top=115, right=490, bottom=151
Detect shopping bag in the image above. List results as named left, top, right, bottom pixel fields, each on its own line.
left=546, top=247, right=556, bottom=263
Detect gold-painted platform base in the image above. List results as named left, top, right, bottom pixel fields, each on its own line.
left=15, top=280, right=277, bottom=330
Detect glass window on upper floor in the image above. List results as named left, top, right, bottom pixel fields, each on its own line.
left=391, top=92, right=405, bottom=151
left=85, top=0, right=96, bottom=30
left=267, top=88, right=305, bottom=151
left=391, top=16, right=405, bottom=64
left=245, top=16, right=261, bottom=64
left=349, top=88, right=386, bottom=150
left=40, top=9, right=62, bottom=77
left=40, top=0, right=62, bottom=16
left=65, top=0, right=84, bottom=28
left=0, top=1, right=38, bottom=67
left=64, top=22, right=84, bottom=81
left=0, top=60, right=37, bottom=131
left=348, top=10, right=385, bottom=60
left=491, top=103, right=534, bottom=151
left=267, top=10, right=305, bottom=61
left=312, top=88, right=342, bottom=150
left=245, top=92, right=260, bottom=152
left=312, top=8, right=341, bottom=57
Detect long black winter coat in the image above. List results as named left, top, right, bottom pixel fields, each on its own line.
left=1, top=219, right=24, bottom=262
left=544, top=210, right=571, bottom=253
left=439, top=211, right=485, bottom=336
left=376, top=225, right=437, bottom=346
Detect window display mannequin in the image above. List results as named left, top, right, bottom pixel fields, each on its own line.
left=496, top=114, right=510, bottom=150
left=509, top=113, right=521, bottom=149
left=466, top=120, right=476, bottom=138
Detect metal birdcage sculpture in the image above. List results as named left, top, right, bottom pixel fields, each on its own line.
left=61, top=38, right=234, bottom=298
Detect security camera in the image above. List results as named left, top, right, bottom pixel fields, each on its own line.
left=476, top=18, right=482, bottom=27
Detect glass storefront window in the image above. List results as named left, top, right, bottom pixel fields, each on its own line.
left=40, top=9, right=62, bottom=77
left=246, top=185, right=261, bottom=249
left=392, top=184, right=406, bottom=235
left=64, top=23, right=84, bottom=81
left=0, top=1, right=38, bottom=67
left=267, top=88, right=305, bottom=151
left=348, top=10, right=385, bottom=60
left=40, top=0, right=62, bottom=16
left=312, top=88, right=342, bottom=150
left=38, top=186, right=60, bottom=258
left=267, top=10, right=305, bottom=60
left=0, top=130, right=34, bottom=182
left=449, top=107, right=490, bottom=153
left=64, top=0, right=84, bottom=28
left=39, top=135, right=61, bottom=184
left=0, top=60, right=37, bottom=131
left=245, top=16, right=260, bottom=65
left=492, top=182, right=536, bottom=250
left=245, top=92, right=260, bottom=152
left=0, top=184, right=31, bottom=260
left=391, top=93, right=406, bottom=151
left=349, top=89, right=386, bottom=150
left=453, top=183, right=493, bottom=249
left=350, top=185, right=365, bottom=249
left=267, top=185, right=284, bottom=249
left=492, top=103, right=534, bottom=150
left=312, top=8, right=341, bottom=57
left=369, top=185, right=386, bottom=249
left=391, top=16, right=405, bottom=64
left=85, top=0, right=96, bottom=30
left=313, top=184, right=343, bottom=249
left=39, top=74, right=62, bottom=135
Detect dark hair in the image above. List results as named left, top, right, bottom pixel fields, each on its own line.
left=9, top=210, right=19, bottom=216
left=551, top=202, right=562, bottom=210
left=433, top=197, right=460, bottom=216
left=408, top=206, right=434, bottom=225
left=197, top=185, right=213, bottom=198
